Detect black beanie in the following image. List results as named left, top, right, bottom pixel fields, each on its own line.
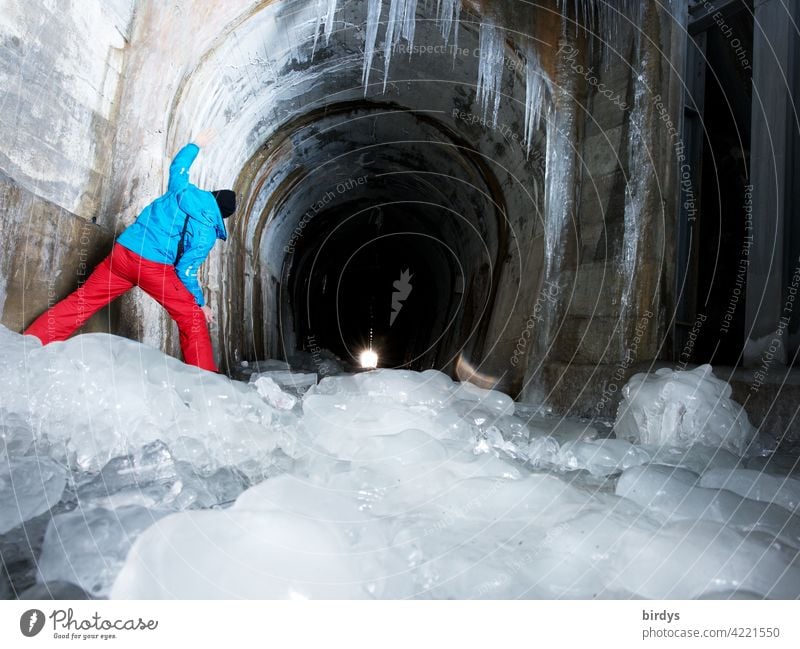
left=211, top=190, right=236, bottom=218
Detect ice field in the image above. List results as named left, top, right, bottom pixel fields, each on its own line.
left=1, top=325, right=799, bottom=599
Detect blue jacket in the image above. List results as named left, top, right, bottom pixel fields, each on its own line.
left=116, top=143, right=227, bottom=306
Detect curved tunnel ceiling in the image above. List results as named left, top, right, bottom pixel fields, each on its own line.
left=165, top=0, right=548, bottom=372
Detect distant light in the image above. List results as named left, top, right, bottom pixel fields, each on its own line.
left=360, top=349, right=379, bottom=369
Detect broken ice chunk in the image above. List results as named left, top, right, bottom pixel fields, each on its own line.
left=250, top=370, right=317, bottom=395
left=77, top=441, right=249, bottom=511
left=615, top=365, right=755, bottom=455
left=0, top=457, right=66, bottom=534
left=254, top=376, right=298, bottom=410
left=526, top=435, right=561, bottom=468
left=557, top=438, right=651, bottom=476
left=0, top=411, right=38, bottom=460
left=640, top=443, right=739, bottom=474
left=37, top=505, right=169, bottom=597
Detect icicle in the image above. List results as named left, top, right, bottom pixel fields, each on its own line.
left=362, top=0, right=460, bottom=95
left=451, top=0, right=461, bottom=56
left=382, top=0, right=419, bottom=93
left=552, top=0, right=643, bottom=70
left=617, top=19, right=649, bottom=360
left=436, top=0, right=461, bottom=47
left=476, top=20, right=504, bottom=126
left=521, top=61, right=580, bottom=398
left=542, top=103, right=572, bottom=290
left=523, top=48, right=551, bottom=157
left=362, top=0, right=382, bottom=92
left=400, top=0, right=417, bottom=44
left=324, top=0, right=337, bottom=44
left=382, top=0, right=401, bottom=92
left=311, top=0, right=338, bottom=58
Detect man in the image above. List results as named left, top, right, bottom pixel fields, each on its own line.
left=24, top=133, right=235, bottom=372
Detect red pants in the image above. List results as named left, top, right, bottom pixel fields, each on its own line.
left=24, top=243, right=218, bottom=372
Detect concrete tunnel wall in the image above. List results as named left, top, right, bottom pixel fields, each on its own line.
left=0, top=0, right=685, bottom=418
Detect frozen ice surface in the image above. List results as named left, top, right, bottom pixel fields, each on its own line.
left=556, top=438, right=651, bottom=476
left=18, top=580, right=92, bottom=600
left=3, top=329, right=286, bottom=474
left=76, top=441, right=249, bottom=511
left=746, top=452, right=800, bottom=477
left=111, top=509, right=384, bottom=599
left=699, top=468, right=800, bottom=513
left=615, top=364, right=756, bottom=455
left=617, top=464, right=800, bottom=548
left=639, top=443, right=740, bottom=475
left=1, top=327, right=799, bottom=599
left=608, top=519, right=800, bottom=599
left=1, top=411, right=42, bottom=460
left=451, top=380, right=515, bottom=416
left=37, top=505, right=170, bottom=598
left=0, top=456, right=66, bottom=534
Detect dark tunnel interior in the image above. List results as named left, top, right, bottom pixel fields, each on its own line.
left=222, top=100, right=520, bottom=374
left=288, top=198, right=466, bottom=370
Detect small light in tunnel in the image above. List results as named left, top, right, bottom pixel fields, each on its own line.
left=359, top=349, right=379, bottom=369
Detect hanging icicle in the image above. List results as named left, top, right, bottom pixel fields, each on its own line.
left=382, top=0, right=419, bottom=92
left=362, top=0, right=383, bottom=91
left=436, top=0, right=461, bottom=49
left=476, top=20, right=505, bottom=126
left=617, top=2, right=661, bottom=357
left=311, top=0, right=338, bottom=58
left=362, top=0, right=465, bottom=94
left=553, top=0, right=643, bottom=67
left=523, top=48, right=551, bottom=157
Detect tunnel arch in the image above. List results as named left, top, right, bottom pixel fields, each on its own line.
left=162, top=0, right=546, bottom=373
left=226, top=100, right=512, bottom=372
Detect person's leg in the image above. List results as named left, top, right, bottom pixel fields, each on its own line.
left=134, top=257, right=218, bottom=372
left=24, top=245, right=134, bottom=344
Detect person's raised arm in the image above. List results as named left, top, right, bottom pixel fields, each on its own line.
left=168, top=144, right=200, bottom=193
left=167, top=129, right=215, bottom=193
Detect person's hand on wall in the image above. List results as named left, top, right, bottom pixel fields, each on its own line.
left=201, top=305, right=215, bottom=324
left=193, top=128, right=217, bottom=148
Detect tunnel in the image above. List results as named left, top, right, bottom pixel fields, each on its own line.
left=2, top=0, right=799, bottom=429
left=226, top=101, right=509, bottom=372
left=158, top=0, right=540, bottom=378
left=2, top=0, right=800, bottom=605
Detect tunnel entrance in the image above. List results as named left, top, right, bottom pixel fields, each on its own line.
left=224, top=102, right=512, bottom=375
left=288, top=199, right=464, bottom=370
